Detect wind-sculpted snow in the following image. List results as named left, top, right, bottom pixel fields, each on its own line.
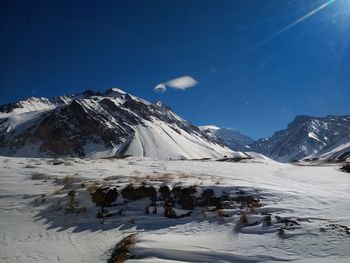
left=0, top=89, right=235, bottom=159
left=1, top=156, right=350, bottom=262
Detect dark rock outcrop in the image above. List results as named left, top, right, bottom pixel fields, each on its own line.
left=91, top=186, right=118, bottom=208
left=172, top=186, right=197, bottom=210
left=340, top=163, right=350, bottom=173
left=121, top=184, right=157, bottom=202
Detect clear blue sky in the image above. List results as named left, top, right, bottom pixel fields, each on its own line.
left=1, top=0, right=349, bottom=138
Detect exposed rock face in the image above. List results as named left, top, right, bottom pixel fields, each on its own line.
left=0, top=88, right=235, bottom=159
left=250, top=115, right=350, bottom=162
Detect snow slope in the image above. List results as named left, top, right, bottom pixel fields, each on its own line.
left=1, top=156, right=350, bottom=262
left=124, top=120, right=233, bottom=160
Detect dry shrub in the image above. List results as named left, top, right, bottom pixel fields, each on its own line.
left=217, top=209, right=227, bottom=218
left=87, top=182, right=102, bottom=194
left=63, top=175, right=74, bottom=188
left=157, top=173, right=174, bottom=183
left=65, top=189, right=86, bottom=214
left=178, top=172, right=189, bottom=179
left=53, top=188, right=65, bottom=195
left=234, top=213, right=248, bottom=232
left=108, top=234, right=137, bottom=263
left=214, top=177, right=223, bottom=185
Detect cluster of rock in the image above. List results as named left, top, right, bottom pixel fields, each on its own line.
left=90, top=184, right=262, bottom=219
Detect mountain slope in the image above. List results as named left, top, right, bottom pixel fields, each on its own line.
left=199, top=126, right=254, bottom=151
left=0, top=89, right=236, bottom=159
left=308, top=141, right=350, bottom=162
left=250, top=115, right=350, bottom=162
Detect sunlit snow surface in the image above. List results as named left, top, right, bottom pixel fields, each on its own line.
left=0, top=156, right=349, bottom=262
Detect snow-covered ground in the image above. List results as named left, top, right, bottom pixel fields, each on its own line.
left=1, top=156, right=350, bottom=262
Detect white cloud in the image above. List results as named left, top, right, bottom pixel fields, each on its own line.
left=154, top=76, right=198, bottom=93
left=154, top=84, right=167, bottom=93
left=166, top=76, right=198, bottom=90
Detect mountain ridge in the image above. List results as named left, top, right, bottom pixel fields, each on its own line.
left=0, top=88, right=236, bottom=159
left=250, top=115, right=350, bottom=162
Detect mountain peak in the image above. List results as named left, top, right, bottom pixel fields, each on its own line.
left=103, top=88, right=128, bottom=97
left=0, top=89, right=237, bottom=159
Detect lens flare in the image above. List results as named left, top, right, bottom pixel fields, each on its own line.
left=256, top=0, right=336, bottom=48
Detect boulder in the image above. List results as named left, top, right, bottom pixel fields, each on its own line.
left=172, top=186, right=197, bottom=210
left=121, top=184, right=157, bottom=202
left=158, top=185, right=171, bottom=200
left=198, top=189, right=222, bottom=209
left=340, top=163, right=350, bottom=173
left=91, top=186, right=118, bottom=207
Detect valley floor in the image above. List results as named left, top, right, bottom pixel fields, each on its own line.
left=0, top=156, right=349, bottom=262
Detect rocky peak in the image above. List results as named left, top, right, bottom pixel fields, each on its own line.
left=0, top=88, right=235, bottom=159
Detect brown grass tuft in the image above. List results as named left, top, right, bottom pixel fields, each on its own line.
left=108, top=234, right=137, bottom=263
left=63, top=175, right=74, bottom=188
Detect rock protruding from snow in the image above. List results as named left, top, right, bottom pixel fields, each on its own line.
left=0, top=88, right=238, bottom=159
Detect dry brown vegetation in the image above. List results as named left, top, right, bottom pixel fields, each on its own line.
left=107, top=234, right=137, bottom=263
left=63, top=175, right=74, bottom=188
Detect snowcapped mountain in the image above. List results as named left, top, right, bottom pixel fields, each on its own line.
left=0, top=88, right=237, bottom=159
left=199, top=126, right=254, bottom=151
left=250, top=115, right=350, bottom=162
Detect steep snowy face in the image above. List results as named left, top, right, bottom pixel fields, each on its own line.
left=250, top=115, right=350, bottom=162
left=199, top=126, right=254, bottom=151
left=0, top=97, right=55, bottom=114
left=0, top=89, right=235, bottom=159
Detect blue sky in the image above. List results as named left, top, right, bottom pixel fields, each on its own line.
left=1, top=0, right=349, bottom=138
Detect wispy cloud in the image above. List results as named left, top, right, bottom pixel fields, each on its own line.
left=154, top=76, right=198, bottom=92
left=166, top=76, right=198, bottom=90
left=154, top=84, right=166, bottom=93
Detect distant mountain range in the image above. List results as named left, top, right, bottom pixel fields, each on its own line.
left=199, top=126, right=254, bottom=151
left=249, top=115, right=350, bottom=162
left=200, top=115, right=350, bottom=163
left=0, top=89, right=349, bottom=162
left=0, top=89, right=236, bottom=159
